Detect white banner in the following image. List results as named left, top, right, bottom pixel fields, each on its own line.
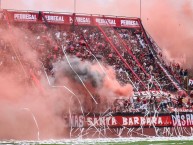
left=188, top=79, right=193, bottom=86
left=134, top=91, right=168, bottom=97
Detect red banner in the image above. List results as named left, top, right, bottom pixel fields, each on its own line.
left=119, top=18, right=139, bottom=27
left=5, top=11, right=140, bottom=28
left=8, top=11, right=39, bottom=22
left=69, top=113, right=193, bottom=128
left=43, top=13, right=70, bottom=24
left=171, top=113, right=193, bottom=127
left=69, top=115, right=172, bottom=128
left=93, top=17, right=117, bottom=26
left=71, top=15, right=91, bottom=25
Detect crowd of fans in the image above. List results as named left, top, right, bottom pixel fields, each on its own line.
left=0, top=19, right=192, bottom=113
left=0, top=29, right=18, bottom=72
left=150, top=36, right=188, bottom=87
left=112, top=93, right=193, bottom=114
left=115, top=28, right=179, bottom=92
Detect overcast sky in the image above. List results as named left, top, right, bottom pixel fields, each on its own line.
left=1, top=0, right=191, bottom=16
left=1, top=0, right=141, bottom=16
left=1, top=0, right=193, bottom=66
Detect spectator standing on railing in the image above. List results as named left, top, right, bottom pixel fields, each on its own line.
left=167, top=94, right=173, bottom=107
left=177, top=95, right=184, bottom=108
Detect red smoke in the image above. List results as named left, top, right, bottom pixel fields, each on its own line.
left=53, top=57, right=133, bottom=113
left=1, top=0, right=192, bottom=140
left=141, top=0, right=193, bottom=68
left=101, top=67, right=133, bottom=97
left=0, top=27, right=71, bottom=140
left=0, top=24, right=133, bottom=139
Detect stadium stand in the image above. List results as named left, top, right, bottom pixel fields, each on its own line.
left=0, top=10, right=192, bottom=114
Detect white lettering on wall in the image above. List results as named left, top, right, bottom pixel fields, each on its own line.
left=96, top=18, right=116, bottom=26
left=69, top=16, right=90, bottom=24
left=121, top=20, right=139, bottom=26
left=14, top=14, right=37, bottom=21
left=45, top=15, right=64, bottom=22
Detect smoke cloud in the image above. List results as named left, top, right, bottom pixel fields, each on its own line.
left=53, top=56, right=104, bottom=88
left=0, top=26, right=73, bottom=140
left=141, top=0, right=193, bottom=69
left=53, top=55, right=133, bottom=112
left=0, top=23, right=133, bottom=139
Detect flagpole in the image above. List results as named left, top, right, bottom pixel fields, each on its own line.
left=140, top=0, right=141, bottom=20
left=74, top=0, right=76, bottom=13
